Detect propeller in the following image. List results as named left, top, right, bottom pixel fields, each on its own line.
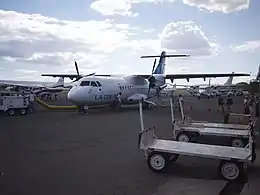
left=71, top=61, right=96, bottom=83
left=75, top=61, right=80, bottom=75
left=147, top=59, right=157, bottom=97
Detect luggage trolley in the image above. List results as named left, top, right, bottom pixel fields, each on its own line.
left=137, top=99, right=256, bottom=181
left=170, top=96, right=256, bottom=148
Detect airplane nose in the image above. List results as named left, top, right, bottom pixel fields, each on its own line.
left=67, top=87, right=83, bottom=102
left=67, top=87, right=77, bottom=102
left=67, top=86, right=89, bottom=104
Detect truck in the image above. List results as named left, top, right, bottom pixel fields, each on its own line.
left=0, top=92, right=31, bottom=116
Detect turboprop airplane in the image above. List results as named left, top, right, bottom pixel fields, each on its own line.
left=41, top=51, right=250, bottom=108
left=187, top=74, right=236, bottom=97
left=0, top=77, right=66, bottom=95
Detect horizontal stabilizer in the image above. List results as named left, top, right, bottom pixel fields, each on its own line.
left=141, top=54, right=189, bottom=58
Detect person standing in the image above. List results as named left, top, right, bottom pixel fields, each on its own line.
left=29, top=91, right=36, bottom=112
left=226, top=94, right=233, bottom=111
left=244, top=96, right=249, bottom=114
left=218, top=95, right=225, bottom=115
left=218, top=95, right=224, bottom=106
left=116, top=92, right=122, bottom=108
left=248, top=95, right=254, bottom=114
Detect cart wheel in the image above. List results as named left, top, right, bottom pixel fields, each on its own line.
left=218, top=161, right=245, bottom=181
left=231, top=138, right=244, bottom=148
left=20, top=108, right=26, bottom=115
left=147, top=152, right=169, bottom=173
left=177, top=132, right=191, bottom=142
left=169, top=154, right=179, bottom=162
left=7, top=109, right=15, bottom=116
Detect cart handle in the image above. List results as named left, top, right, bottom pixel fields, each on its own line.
left=138, top=127, right=156, bottom=149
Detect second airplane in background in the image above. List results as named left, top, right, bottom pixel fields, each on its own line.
left=42, top=51, right=250, bottom=108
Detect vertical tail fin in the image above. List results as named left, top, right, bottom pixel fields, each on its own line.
left=153, top=51, right=167, bottom=75
left=224, top=72, right=234, bottom=86
left=54, top=77, right=64, bottom=87
left=256, top=64, right=260, bottom=80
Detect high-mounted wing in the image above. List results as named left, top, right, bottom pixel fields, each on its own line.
left=136, top=73, right=250, bottom=82
left=41, top=74, right=113, bottom=79
left=0, top=80, right=43, bottom=88
left=41, top=61, right=113, bottom=81
left=41, top=74, right=80, bottom=79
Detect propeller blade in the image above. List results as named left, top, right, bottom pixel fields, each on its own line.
left=72, top=77, right=81, bottom=83
left=152, top=59, right=156, bottom=75
left=75, top=61, right=80, bottom=75
left=71, top=72, right=96, bottom=83
left=85, top=72, right=95, bottom=77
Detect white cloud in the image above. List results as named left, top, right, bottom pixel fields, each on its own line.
left=90, top=0, right=175, bottom=17
left=0, top=9, right=161, bottom=80
left=160, top=21, right=218, bottom=56
left=0, top=10, right=151, bottom=74
left=230, top=40, right=260, bottom=53
left=182, top=0, right=250, bottom=13
left=0, top=9, right=226, bottom=81
left=90, top=0, right=249, bottom=17
left=90, top=0, right=138, bottom=17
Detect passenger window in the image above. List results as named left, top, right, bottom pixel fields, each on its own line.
left=96, top=81, right=102, bottom=87
left=91, top=81, right=98, bottom=87
left=80, top=81, right=90, bottom=86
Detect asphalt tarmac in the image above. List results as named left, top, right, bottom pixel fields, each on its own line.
left=0, top=95, right=259, bottom=195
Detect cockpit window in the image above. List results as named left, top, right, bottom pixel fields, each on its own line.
left=91, top=81, right=98, bottom=87
left=96, top=81, right=102, bottom=87
left=80, top=81, right=90, bottom=86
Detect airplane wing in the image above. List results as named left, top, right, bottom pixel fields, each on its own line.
left=41, top=74, right=113, bottom=78
left=41, top=74, right=80, bottom=79
left=136, top=73, right=250, bottom=80
left=0, top=80, right=43, bottom=88
left=41, top=73, right=250, bottom=81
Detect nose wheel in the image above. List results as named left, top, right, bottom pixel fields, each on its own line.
left=78, top=105, right=88, bottom=114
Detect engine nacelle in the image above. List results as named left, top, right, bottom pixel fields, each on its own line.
left=148, top=74, right=165, bottom=89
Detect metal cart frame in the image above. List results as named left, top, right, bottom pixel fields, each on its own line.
left=137, top=99, right=256, bottom=181
left=169, top=96, right=256, bottom=147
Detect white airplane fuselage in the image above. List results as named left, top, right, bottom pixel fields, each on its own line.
left=67, top=76, right=158, bottom=106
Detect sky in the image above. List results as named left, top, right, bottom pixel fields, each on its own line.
left=0, top=0, right=259, bottom=85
